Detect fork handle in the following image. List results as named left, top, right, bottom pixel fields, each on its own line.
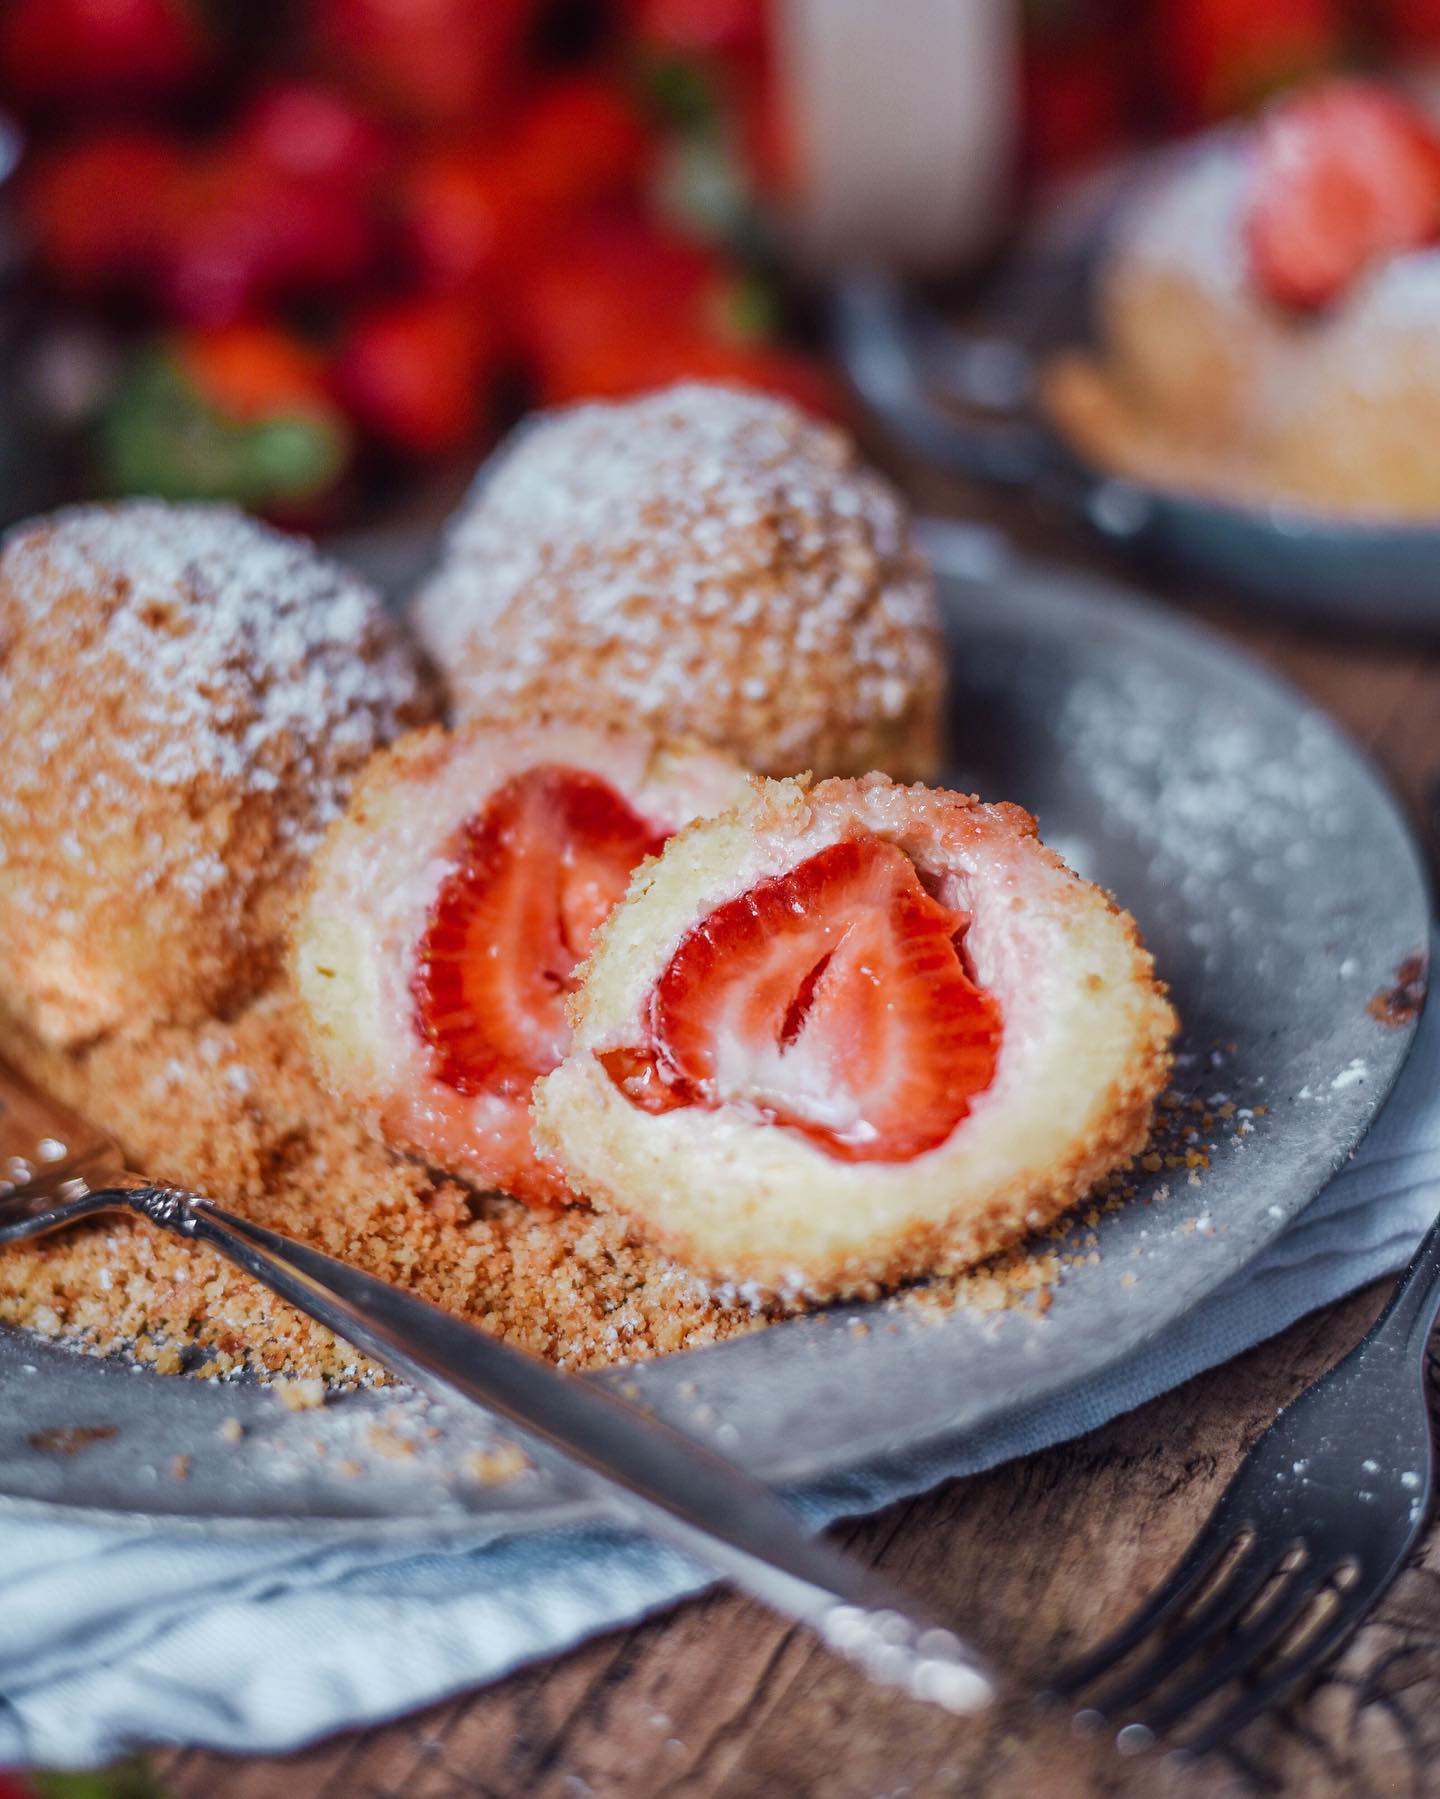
left=112, top=1184, right=993, bottom=1716
left=1367, top=1202, right=1440, bottom=1364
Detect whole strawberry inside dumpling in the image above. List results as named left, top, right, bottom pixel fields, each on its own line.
left=291, top=718, right=747, bottom=1206
left=603, top=835, right=1003, bottom=1165
left=535, top=774, right=1176, bottom=1295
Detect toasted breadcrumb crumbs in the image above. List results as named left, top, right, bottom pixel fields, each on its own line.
left=277, top=1377, right=326, bottom=1412
left=0, top=985, right=1216, bottom=1379
left=0, top=987, right=778, bottom=1378
left=463, top=1444, right=529, bottom=1486
left=368, top=1424, right=418, bottom=1460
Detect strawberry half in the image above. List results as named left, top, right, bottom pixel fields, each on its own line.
left=1245, top=80, right=1440, bottom=311
left=414, top=766, right=666, bottom=1098
left=603, top=837, right=1002, bottom=1162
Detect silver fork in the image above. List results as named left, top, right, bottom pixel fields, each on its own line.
left=1049, top=1200, right=1440, bottom=1760
left=0, top=1057, right=992, bottom=1716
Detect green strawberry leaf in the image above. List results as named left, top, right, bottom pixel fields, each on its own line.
left=33, top=1756, right=168, bottom=1799
left=96, top=348, right=347, bottom=508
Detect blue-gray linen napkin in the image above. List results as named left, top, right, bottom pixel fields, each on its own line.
left=0, top=989, right=1435, bottom=1769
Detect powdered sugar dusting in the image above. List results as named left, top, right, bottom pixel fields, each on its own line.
left=1058, top=657, right=1355, bottom=987
left=1347, top=251, right=1440, bottom=337
left=411, top=383, right=941, bottom=778
left=1114, top=136, right=1252, bottom=300
left=0, top=501, right=431, bottom=1043
left=0, top=502, right=425, bottom=867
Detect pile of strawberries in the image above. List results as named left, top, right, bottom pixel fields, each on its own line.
left=11, top=0, right=1440, bottom=518
left=1, top=0, right=828, bottom=519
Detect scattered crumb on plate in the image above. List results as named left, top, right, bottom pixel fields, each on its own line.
left=0, top=984, right=1210, bottom=1381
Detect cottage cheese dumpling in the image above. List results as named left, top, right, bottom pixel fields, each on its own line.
left=291, top=718, right=747, bottom=1206
left=1046, top=83, right=1440, bottom=519
left=0, top=502, right=433, bottom=1047
left=535, top=774, right=1175, bottom=1299
left=411, top=383, right=945, bottom=781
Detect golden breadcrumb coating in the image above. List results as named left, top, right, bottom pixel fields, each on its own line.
left=1044, top=136, right=1440, bottom=519
left=290, top=715, right=747, bottom=1205
left=0, top=989, right=768, bottom=1376
left=0, top=502, right=434, bottom=1048
left=535, top=774, right=1176, bottom=1301
left=410, top=383, right=945, bottom=781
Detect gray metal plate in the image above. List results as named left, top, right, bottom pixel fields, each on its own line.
left=0, top=540, right=1427, bottom=1537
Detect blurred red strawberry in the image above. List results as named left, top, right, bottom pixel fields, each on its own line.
left=156, top=155, right=377, bottom=327
left=504, top=75, right=654, bottom=212
left=513, top=214, right=834, bottom=414
left=1375, top=0, right=1440, bottom=50
left=0, top=0, right=211, bottom=107
left=400, top=82, right=651, bottom=297
left=1245, top=78, right=1440, bottom=308
left=737, top=68, right=794, bottom=197
left=628, top=0, right=768, bottom=62
left=399, top=146, right=541, bottom=294
left=514, top=215, right=726, bottom=393
left=1021, top=41, right=1132, bottom=177
left=22, top=130, right=184, bottom=293
left=1153, top=0, right=1346, bottom=123
left=312, top=0, right=538, bottom=129
left=177, top=323, right=338, bottom=424
left=334, top=297, right=504, bottom=456
left=230, top=82, right=391, bottom=196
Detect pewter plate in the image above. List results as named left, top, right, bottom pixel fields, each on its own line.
left=0, top=538, right=1427, bottom=1537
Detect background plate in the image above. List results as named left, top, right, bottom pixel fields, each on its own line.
left=834, top=152, right=1440, bottom=628
left=0, top=537, right=1427, bottom=1536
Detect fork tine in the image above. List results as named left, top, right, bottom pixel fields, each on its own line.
left=1127, top=1567, right=1326, bottom=1737
left=1079, top=1539, right=1290, bottom=1719
left=1048, top=1516, right=1250, bottom=1700
left=1172, top=1584, right=1375, bottom=1762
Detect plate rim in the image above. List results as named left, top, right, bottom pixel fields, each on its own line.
left=0, top=540, right=1428, bottom=1537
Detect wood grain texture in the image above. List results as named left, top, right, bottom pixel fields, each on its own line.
left=155, top=479, right=1440, bottom=1799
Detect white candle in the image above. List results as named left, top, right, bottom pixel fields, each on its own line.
left=776, top=0, right=1019, bottom=273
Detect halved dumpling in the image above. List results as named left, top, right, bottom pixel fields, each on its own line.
left=534, top=774, right=1176, bottom=1295
left=291, top=719, right=747, bottom=1205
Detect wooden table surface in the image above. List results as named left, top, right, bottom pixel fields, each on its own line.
left=155, top=473, right=1440, bottom=1799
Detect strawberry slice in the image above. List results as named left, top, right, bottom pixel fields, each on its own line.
left=1245, top=80, right=1440, bottom=311
left=603, top=837, right=1002, bottom=1162
left=415, top=767, right=666, bottom=1098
